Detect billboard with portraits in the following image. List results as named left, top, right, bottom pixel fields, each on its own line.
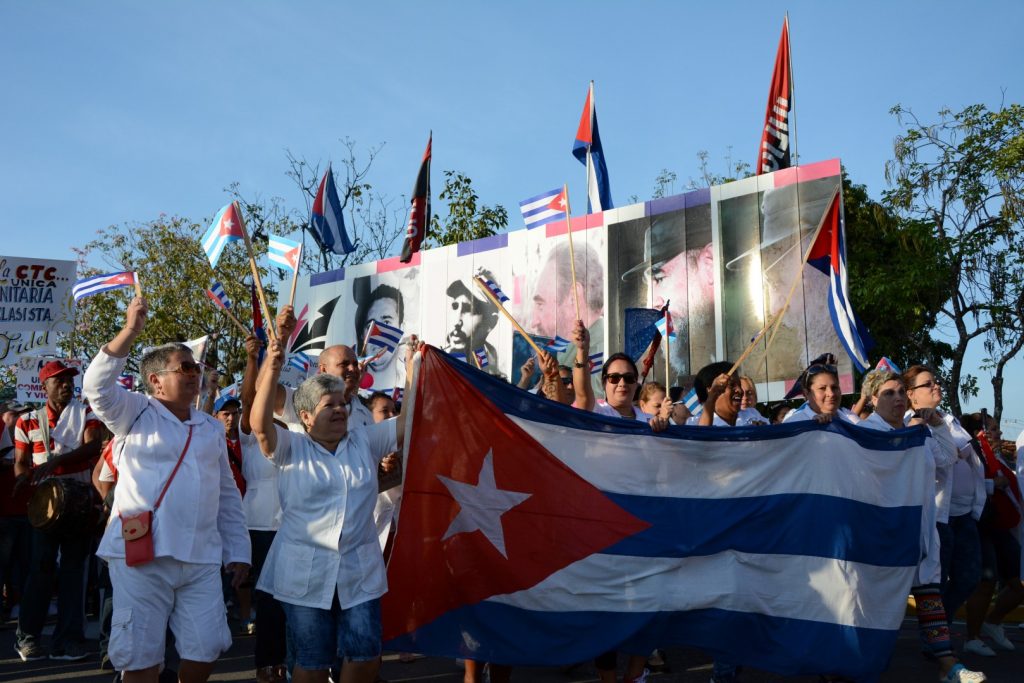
left=284, top=158, right=851, bottom=402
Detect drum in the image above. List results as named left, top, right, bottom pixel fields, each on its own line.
left=27, top=478, right=98, bottom=534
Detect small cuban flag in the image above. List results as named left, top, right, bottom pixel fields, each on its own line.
left=546, top=336, right=571, bottom=353
left=476, top=276, right=510, bottom=304
left=655, top=310, right=676, bottom=342
left=682, top=387, right=703, bottom=417
left=116, top=374, right=135, bottom=390
left=449, top=351, right=468, bottom=363
left=218, top=382, right=240, bottom=400
left=473, top=348, right=490, bottom=368
left=201, top=202, right=246, bottom=268
left=268, top=234, right=302, bottom=273
left=287, top=351, right=312, bottom=373
left=875, top=357, right=901, bottom=374
left=72, top=272, right=138, bottom=302
left=588, top=351, right=604, bottom=375
left=366, top=320, right=404, bottom=354
left=391, top=387, right=404, bottom=403
left=519, top=187, right=568, bottom=230
left=205, top=281, right=232, bottom=310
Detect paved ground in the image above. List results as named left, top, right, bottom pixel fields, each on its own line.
left=0, top=614, right=1021, bottom=682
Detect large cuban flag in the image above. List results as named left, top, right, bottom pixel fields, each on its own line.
left=384, top=346, right=930, bottom=680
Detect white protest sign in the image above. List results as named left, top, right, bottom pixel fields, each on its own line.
left=15, top=356, right=86, bottom=403
left=0, top=256, right=76, bottom=336
left=0, top=329, right=59, bottom=365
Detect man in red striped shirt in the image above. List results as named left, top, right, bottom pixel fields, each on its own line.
left=12, top=360, right=103, bottom=662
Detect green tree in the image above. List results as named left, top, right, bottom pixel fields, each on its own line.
left=64, top=214, right=273, bottom=385
left=844, top=172, right=952, bottom=373
left=428, top=170, right=508, bottom=247
left=884, top=102, right=1024, bottom=419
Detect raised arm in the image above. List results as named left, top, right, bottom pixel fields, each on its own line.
left=571, top=320, right=594, bottom=410
left=239, top=334, right=261, bottom=435
left=251, top=338, right=285, bottom=457
left=83, top=296, right=150, bottom=434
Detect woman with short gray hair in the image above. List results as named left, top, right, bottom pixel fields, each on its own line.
left=250, top=336, right=415, bottom=683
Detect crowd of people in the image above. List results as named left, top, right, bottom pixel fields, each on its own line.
left=1, top=298, right=1023, bottom=683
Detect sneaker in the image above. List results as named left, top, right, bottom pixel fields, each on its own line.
left=15, top=640, right=46, bottom=662
left=963, top=639, right=996, bottom=657
left=943, top=663, right=986, bottom=682
left=979, top=622, right=1014, bottom=651
left=50, top=640, right=91, bottom=661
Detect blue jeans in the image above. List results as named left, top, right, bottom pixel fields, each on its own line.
left=16, top=524, right=91, bottom=649
left=938, top=515, right=981, bottom=625
left=281, top=596, right=381, bottom=670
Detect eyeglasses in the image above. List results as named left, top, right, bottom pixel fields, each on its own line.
left=910, top=379, right=941, bottom=391
left=157, top=361, right=203, bottom=376
left=804, top=363, right=837, bottom=378
left=560, top=377, right=573, bottom=386
left=605, top=373, right=638, bottom=385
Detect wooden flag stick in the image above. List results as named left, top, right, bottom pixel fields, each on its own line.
left=220, top=307, right=251, bottom=338
left=472, top=277, right=546, bottom=357
left=235, top=201, right=277, bottom=342
left=133, top=273, right=143, bottom=299
left=287, top=244, right=302, bottom=309
left=562, top=184, right=582, bottom=321
left=762, top=185, right=840, bottom=354
left=728, top=313, right=779, bottom=377
left=663, top=302, right=671, bottom=386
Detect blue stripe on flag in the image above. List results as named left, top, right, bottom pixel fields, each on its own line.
left=601, top=492, right=921, bottom=566
left=387, top=602, right=898, bottom=677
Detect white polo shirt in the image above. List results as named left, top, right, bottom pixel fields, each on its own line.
left=83, top=349, right=250, bottom=567
left=256, top=419, right=397, bottom=610
left=239, top=429, right=281, bottom=531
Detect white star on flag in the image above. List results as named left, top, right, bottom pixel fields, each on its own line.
left=437, top=449, right=531, bottom=558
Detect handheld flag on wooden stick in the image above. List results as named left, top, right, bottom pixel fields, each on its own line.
left=228, top=201, right=276, bottom=342
left=205, top=281, right=249, bottom=337
left=201, top=203, right=246, bottom=268
left=519, top=187, right=568, bottom=229
left=269, top=233, right=303, bottom=309
left=72, top=272, right=138, bottom=302
left=400, top=133, right=432, bottom=263
left=472, top=276, right=545, bottom=358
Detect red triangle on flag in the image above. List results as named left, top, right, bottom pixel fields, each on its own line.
left=547, top=188, right=568, bottom=213
left=383, top=347, right=649, bottom=641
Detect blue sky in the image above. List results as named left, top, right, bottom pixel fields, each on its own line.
left=2, top=1, right=1022, bottom=434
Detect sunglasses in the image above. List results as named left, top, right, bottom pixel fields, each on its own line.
left=910, top=379, right=940, bottom=391
left=605, top=373, right=638, bottom=385
left=804, top=363, right=837, bottom=379
left=157, top=361, right=204, bottom=376
left=560, top=377, right=573, bottom=386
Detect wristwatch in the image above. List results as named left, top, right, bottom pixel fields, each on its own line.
left=574, top=361, right=586, bottom=368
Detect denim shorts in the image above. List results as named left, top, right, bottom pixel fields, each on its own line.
left=281, top=596, right=381, bottom=669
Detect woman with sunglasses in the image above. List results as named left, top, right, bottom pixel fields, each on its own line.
left=858, top=370, right=984, bottom=683
left=782, top=355, right=860, bottom=424
left=571, top=320, right=666, bottom=683
left=904, top=366, right=987, bottom=641
left=82, top=297, right=251, bottom=683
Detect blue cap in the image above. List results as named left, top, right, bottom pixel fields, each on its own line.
left=214, top=395, right=241, bottom=412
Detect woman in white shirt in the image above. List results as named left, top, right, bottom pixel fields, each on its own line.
left=250, top=337, right=409, bottom=683
left=859, top=370, right=984, bottom=683
left=782, top=358, right=860, bottom=425
left=904, top=365, right=986, bottom=640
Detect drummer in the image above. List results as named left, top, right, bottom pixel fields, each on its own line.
left=12, top=360, right=103, bottom=662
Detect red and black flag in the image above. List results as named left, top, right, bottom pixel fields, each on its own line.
left=400, top=133, right=432, bottom=263
left=757, top=16, right=793, bottom=175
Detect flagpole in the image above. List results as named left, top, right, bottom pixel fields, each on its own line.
left=217, top=306, right=251, bottom=338
left=472, top=277, right=546, bottom=358
left=360, top=320, right=373, bottom=357
left=562, top=184, right=582, bottom=322
left=727, top=313, right=779, bottom=377
left=786, top=13, right=797, bottom=167
left=288, top=244, right=302, bottom=309
left=762, top=185, right=840, bottom=353
left=133, top=273, right=143, bottom=299
left=585, top=81, right=595, bottom=213
left=236, top=201, right=277, bottom=342
left=664, top=303, right=671, bottom=386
